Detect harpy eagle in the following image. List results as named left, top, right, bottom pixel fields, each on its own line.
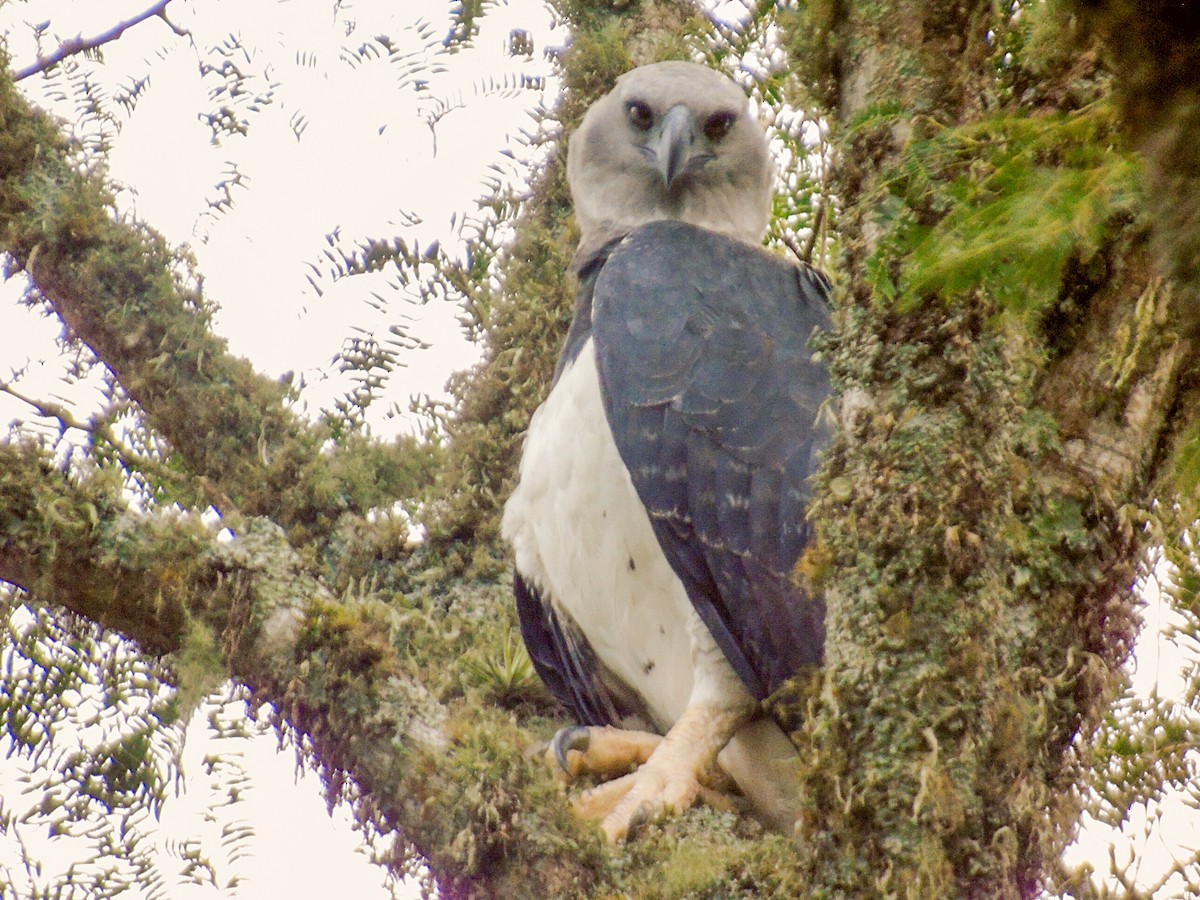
left=501, top=61, right=831, bottom=842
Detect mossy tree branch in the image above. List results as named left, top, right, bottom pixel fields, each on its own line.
left=0, top=438, right=619, bottom=896
left=0, top=58, right=412, bottom=545
left=0, top=433, right=808, bottom=896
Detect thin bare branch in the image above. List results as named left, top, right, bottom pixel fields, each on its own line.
left=0, top=380, right=92, bottom=432
left=13, top=0, right=178, bottom=82
left=780, top=232, right=808, bottom=265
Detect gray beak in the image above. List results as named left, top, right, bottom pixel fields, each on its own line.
left=653, top=104, right=698, bottom=189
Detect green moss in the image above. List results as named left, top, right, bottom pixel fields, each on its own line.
left=403, top=706, right=612, bottom=898
left=1172, top=420, right=1200, bottom=503
left=795, top=257, right=1135, bottom=892
left=861, top=103, right=1141, bottom=326
left=561, top=20, right=635, bottom=98
left=164, top=618, right=225, bottom=716
left=778, top=0, right=846, bottom=110
left=619, top=811, right=807, bottom=898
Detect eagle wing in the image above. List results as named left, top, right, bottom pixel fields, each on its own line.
left=591, top=220, right=831, bottom=700
left=514, top=573, right=654, bottom=728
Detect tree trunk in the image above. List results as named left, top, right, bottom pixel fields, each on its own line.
left=778, top=1, right=1192, bottom=895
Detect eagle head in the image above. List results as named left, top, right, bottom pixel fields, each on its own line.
left=566, top=61, right=774, bottom=259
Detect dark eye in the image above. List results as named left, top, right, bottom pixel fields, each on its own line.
left=626, top=100, right=654, bottom=131
left=704, top=110, right=737, bottom=141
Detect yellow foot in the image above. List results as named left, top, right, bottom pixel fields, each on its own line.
left=547, top=703, right=751, bottom=842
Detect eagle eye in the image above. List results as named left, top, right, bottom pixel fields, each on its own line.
left=626, top=100, right=654, bottom=132
left=704, top=110, right=737, bottom=141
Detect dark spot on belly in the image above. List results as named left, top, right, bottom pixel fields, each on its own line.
left=642, top=660, right=656, bottom=674
left=628, top=557, right=636, bottom=571
left=659, top=625, right=666, bottom=635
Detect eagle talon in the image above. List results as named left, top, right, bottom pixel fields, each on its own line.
left=543, top=724, right=662, bottom=783
left=625, top=800, right=654, bottom=841
left=551, top=725, right=592, bottom=777
left=599, top=763, right=702, bottom=843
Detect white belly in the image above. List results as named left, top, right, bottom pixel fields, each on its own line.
left=502, top=339, right=747, bottom=730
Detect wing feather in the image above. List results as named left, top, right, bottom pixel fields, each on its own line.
left=591, top=220, right=831, bottom=699
left=514, top=572, right=654, bottom=728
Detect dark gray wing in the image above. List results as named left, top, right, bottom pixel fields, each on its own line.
left=592, top=220, right=831, bottom=700
left=514, top=572, right=653, bottom=727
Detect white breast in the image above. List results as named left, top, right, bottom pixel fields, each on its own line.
left=502, top=339, right=748, bottom=730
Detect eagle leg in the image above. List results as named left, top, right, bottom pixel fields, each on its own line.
left=548, top=724, right=662, bottom=780
left=582, top=703, right=751, bottom=843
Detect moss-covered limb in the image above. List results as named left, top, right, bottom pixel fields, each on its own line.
left=0, top=439, right=579, bottom=894
left=773, top=1, right=1166, bottom=895
left=263, top=571, right=776, bottom=898
left=0, top=443, right=611, bottom=895
left=0, top=440, right=206, bottom=656
left=228, top=570, right=624, bottom=898
left=0, top=60, right=403, bottom=545
left=0, top=439, right=337, bottom=693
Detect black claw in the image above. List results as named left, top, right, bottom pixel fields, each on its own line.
left=626, top=800, right=655, bottom=840
left=551, top=725, right=591, bottom=775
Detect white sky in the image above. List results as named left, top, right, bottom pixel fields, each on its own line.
left=1063, top=563, right=1200, bottom=896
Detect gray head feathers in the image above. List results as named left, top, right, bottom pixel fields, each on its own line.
left=567, top=61, right=774, bottom=262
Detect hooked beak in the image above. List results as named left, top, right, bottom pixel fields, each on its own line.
left=652, top=104, right=699, bottom=190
